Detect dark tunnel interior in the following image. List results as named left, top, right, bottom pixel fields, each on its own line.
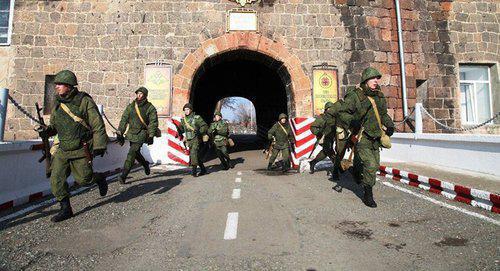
left=190, top=49, right=292, bottom=138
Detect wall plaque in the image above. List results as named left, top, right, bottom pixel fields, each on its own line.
left=144, top=61, right=173, bottom=116
left=312, top=64, right=340, bottom=116
left=227, top=9, right=258, bottom=32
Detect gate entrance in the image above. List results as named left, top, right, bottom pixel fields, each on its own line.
left=190, top=49, right=292, bottom=136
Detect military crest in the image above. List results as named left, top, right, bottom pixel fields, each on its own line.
left=230, top=0, right=260, bottom=7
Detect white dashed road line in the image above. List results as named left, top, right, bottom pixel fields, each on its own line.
left=380, top=180, right=500, bottom=226
left=237, top=171, right=242, bottom=176
left=235, top=177, right=241, bottom=183
left=232, top=189, right=241, bottom=199
left=224, top=212, right=239, bottom=240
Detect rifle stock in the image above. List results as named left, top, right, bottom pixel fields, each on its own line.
left=35, top=102, right=52, bottom=178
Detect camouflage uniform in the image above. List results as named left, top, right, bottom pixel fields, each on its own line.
left=208, top=111, right=232, bottom=170
left=309, top=102, right=336, bottom=174
left=342, top=67, right=394, bottom=207
left=117, top=87, right=159, bottom=183
left=177, top=103, right=208, bottom=176
left=267, top=113, right=295, bottom=172
left=39, top=70, right=108, bottom=222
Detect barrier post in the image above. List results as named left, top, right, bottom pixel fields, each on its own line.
left=0, top=88, right=9, bottom=142
left=415, top=103, right=423, bottom=134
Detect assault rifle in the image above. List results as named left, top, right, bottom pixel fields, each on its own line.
left=35, top=102, right=52, bottom=178
left=263, top=138, right=274, bottom=159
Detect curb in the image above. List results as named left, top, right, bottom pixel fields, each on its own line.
left=378, top=166, right=500, bottom=214
left=0, top=167, right=123, bottom=212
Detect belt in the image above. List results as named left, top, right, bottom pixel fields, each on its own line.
left=362, top=131, right=380, bottom=141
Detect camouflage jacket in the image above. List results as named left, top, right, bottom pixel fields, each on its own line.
left=342, top=84, right=394, bottom=139
left=48, top=89, right=107, bottom=158
left=118, top=99, right=159, bottom=143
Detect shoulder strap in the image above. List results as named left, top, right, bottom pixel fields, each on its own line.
left=59, top=103, right=91, bottom=130
left=183, top=116, right=195, bottom=131
left=367, top=96, right=384, bottom=132
left=278, top=122, right=288, bottom=135
left=134, top=102, right=147, bottom=127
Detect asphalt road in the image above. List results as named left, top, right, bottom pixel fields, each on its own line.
left=0, top=144, right=498, bottom=270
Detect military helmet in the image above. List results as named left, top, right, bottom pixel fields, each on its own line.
left=183, top=103, right=193, bottom=110
left=324, top=101, right=334, bottom=110
left=54, top=70, right=78, bottom=86
left=278, top=113, right=287, bottom=120
left=214, top=111, right=222, bottom=117
left=135, top=86, right=148, bottom=96
left=361, top=67, right=382, bottom=83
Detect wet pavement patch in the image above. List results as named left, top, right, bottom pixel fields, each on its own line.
left=434, top=237, right=468, bottom=247
left=384, top=243, right=406, bottom=251
left=335, top=220, right=373, bottom=241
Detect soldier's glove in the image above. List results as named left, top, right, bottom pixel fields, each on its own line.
left=93, top=149, right=106, bottom=157
left=147, top=137, right=154, bottom=145
left=350, top=119, right=362, bottom=133
left=385, top=126, right=394, bottom=137
left=36, top=126, right=54, bottom=138
left=116, top=133, right=125, bottom=146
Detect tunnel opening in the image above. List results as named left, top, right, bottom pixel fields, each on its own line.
left=190, top=49, right=293, bottom=141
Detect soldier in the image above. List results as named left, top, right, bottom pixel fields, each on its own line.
left=267, top=113, right=295, bottom=172
left=37, top=70, right=108, bottom=222
left=208, top=111, right=233, bottom=170
left=342, top=67, right=394, bottom=207
left=177, top=103, right=208, bottom=177
left=328, top=100, right=353, bottom=182
left=117, top=87, right=159, bottom=184
left=309, top=101, right=336, bottom=174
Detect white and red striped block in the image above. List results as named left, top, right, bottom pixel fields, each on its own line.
left=378, top=166, right=500, bottom=214
left=290, top=117, right=318, bottom=168
left=166, top=117, right=190, bottom=166
left=0, top=167, right=123, bottom=212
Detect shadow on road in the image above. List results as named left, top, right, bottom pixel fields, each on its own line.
left=330, top=171, right=364, bottom=201
left=75, top=177, right=182, bottom=216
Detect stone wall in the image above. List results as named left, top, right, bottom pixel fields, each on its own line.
left=0, top=0, right=498, bottom=140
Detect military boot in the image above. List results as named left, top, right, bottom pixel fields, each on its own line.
left=309, top=160, right=317, bottom=174
left=199, top=164, right=207, bottom=176
left=191, top=166, right=198, bottom=177
left=143, top=162, right=151, bottom=175
left=281, top=162, right=290, bottom=173
left=362, top=186, right=377, bottom=208
left=51, top=197, right=73, bottom=223
left=329, top=168, right=340, bottom=182
left=118, top=175, right=127, bottom=184
left=267, top=163, right=274, bottom=170
left=95, top=173, right=108, bottom=196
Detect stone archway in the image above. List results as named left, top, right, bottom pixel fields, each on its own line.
left=172, top=32, right=312, bottom=117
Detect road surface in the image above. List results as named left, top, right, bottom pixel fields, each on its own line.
left=0, top=139, right=498, bottom=270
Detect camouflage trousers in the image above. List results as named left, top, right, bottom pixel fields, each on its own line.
left=122, top=141, right=149, bottom=177
left=353, top=136, right=380, bottom=187
left=50, top=151, right=97, bottom=201
left=269, top=147, right=291, bottom=168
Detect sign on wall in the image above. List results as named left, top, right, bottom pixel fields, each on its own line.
left=144, top=62, right=173, bottom=116
left=312, top=65, right=339, bottom=116
left=227, top=9, right=258, bottom=32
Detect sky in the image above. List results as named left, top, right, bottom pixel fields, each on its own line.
left=220, top=97, right=256, bottom=123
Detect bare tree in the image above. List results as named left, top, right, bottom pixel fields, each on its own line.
left=234, top=103, right=255, bottom=128
left=216, top=97, right=238, bottom=113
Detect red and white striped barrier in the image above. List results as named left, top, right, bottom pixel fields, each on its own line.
left=290, top=117, right=317, bottom=168
left=0, top=167, right=123, bottom=212
left=378, top=166, right=500, bottom=214
left=166, top=117, right=190, bottom=166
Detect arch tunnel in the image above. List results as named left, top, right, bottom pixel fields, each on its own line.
left=190, top=49, right=294, bottom=139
